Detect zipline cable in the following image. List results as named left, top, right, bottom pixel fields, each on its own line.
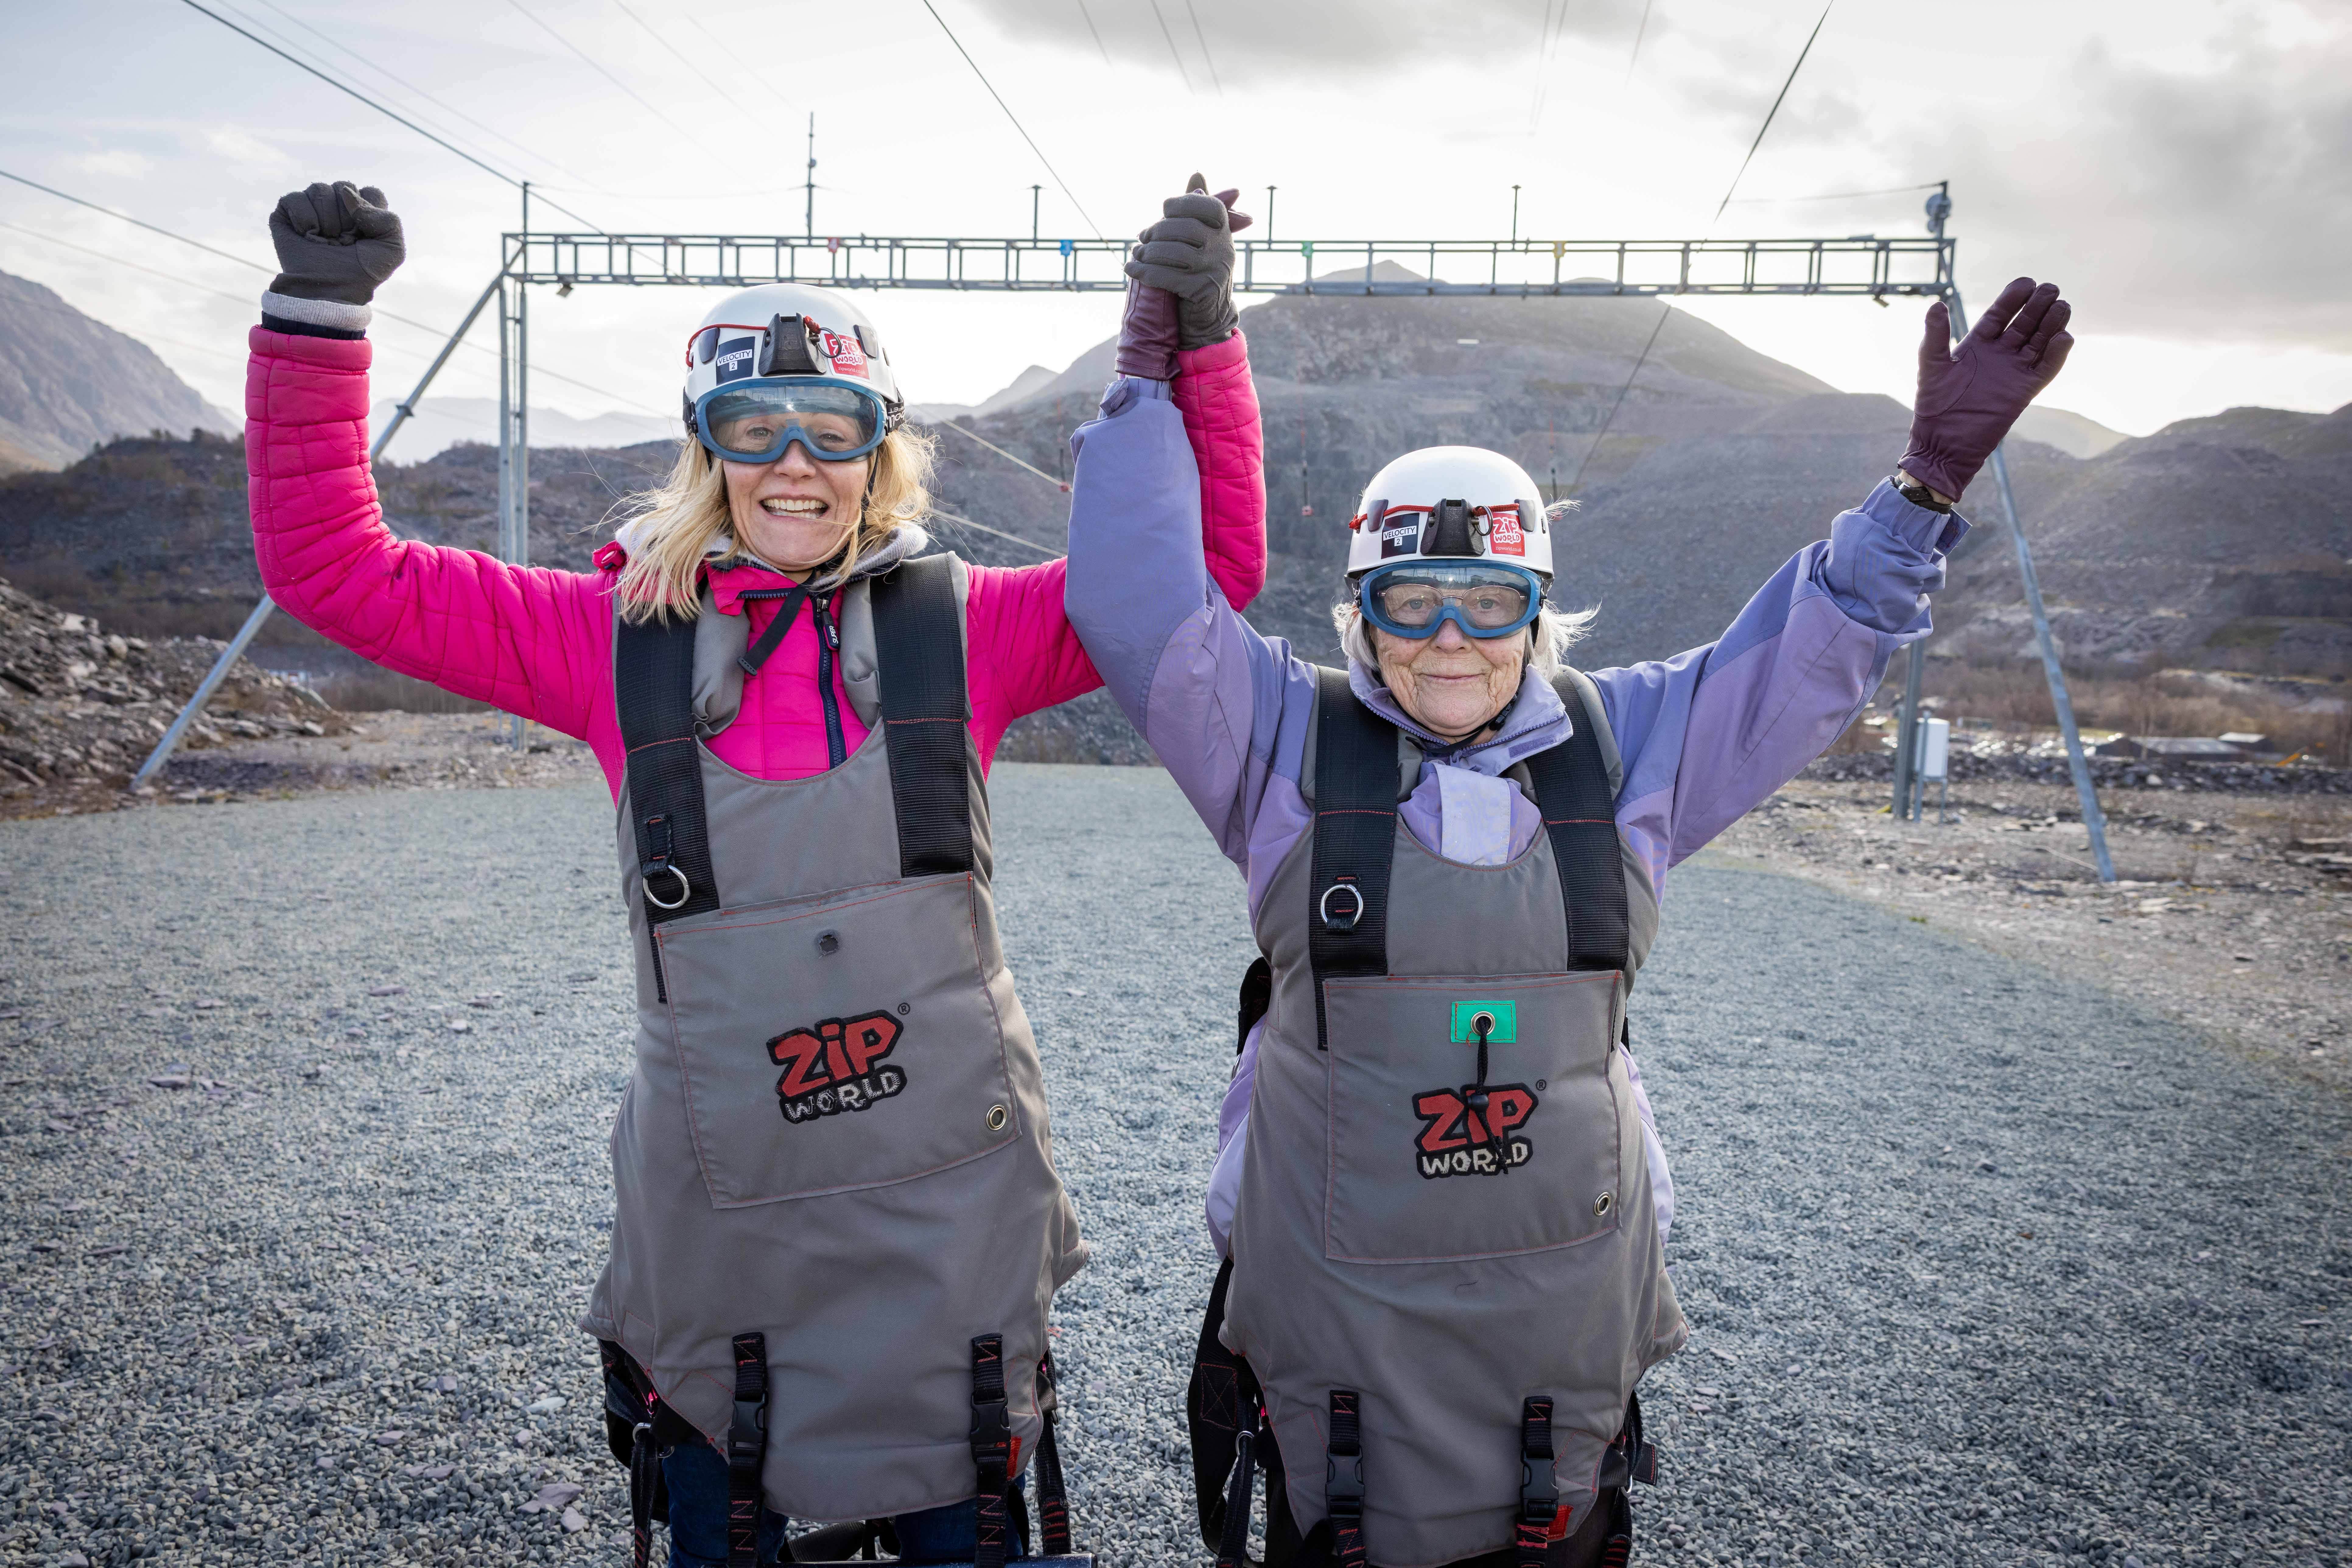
left=505, top=0, right=701, bottom=144
left=0, top=168, right=663, bottom=415
left=1144, top=0, right=1195, bottom=93
left=238, top=0, right=604, bottom=192
left=1723, top=180, right=1946, bottom=205
left=173, top=0, right=611, bottom=235
left=1073, top=0, right=1113, bottom=66
left=919, top=0, right=1103, bottom=238
left=923, top=417, right=1071, bottom=493
left=608, top=0, right=773, bottom=136
left=1569, top=0, right=1836, bottom=496
left=929, top=506, right=1060, bottom=559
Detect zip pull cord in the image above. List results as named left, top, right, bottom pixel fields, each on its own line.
left=1463, top=1011, right=1510, bottom=1177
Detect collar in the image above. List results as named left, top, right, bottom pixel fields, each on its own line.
left=1347, top=661, right=1569, bottom=778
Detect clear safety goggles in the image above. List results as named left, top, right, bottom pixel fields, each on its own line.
left=1356, top=561, right=1546, bottom=640
left=693, top=377, right=889, bottom=464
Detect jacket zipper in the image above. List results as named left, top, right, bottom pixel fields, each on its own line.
left=812, top=594, right=847, bottom=768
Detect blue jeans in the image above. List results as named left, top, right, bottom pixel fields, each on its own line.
left=661, top=1441, right=1028, bottom=1568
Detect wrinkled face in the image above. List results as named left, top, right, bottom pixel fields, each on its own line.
left=721, top=444, right=869, bottom=575
left=1371, top=618, right=1526, bottom=740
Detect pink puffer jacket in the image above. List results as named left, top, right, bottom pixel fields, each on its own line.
left=246, top=328, right=1266, bottom=790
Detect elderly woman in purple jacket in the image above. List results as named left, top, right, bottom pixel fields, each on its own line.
left=1075, top=192, right=2073, bottom=1568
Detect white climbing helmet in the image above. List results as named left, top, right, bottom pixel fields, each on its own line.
left=679, top=282, right=904, bottom=437
left=1344, top=446, right=1554, bottom=578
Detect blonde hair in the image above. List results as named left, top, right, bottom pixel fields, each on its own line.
left=613, top=424, right=936, bottom=623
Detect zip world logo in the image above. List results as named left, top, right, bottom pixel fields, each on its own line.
left=1411, top=1084, right=1537, bottom=1178
left=766, top=1011, right=906, bottom=1125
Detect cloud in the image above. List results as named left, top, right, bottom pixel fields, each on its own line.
left=1749, top=5, right=2352, bottom=351
left=962, top=0, right=1649, bottom=81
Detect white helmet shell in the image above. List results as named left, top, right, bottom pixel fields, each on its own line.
left=680, top=282, right=903, bottom=429
left=1345, top=446, right=1552, bottom=577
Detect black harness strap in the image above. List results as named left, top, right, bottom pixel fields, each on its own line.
left=1307, top=668, right=1399, bottom=1049
left=615, top=612, right=722, bottom=999
left=1517, top=1396, right=1559, bottom=1568
left=1032, top=1351, right=1073, bottom=1555
left=969, top=1334, right=1014, bottom=1568
left=726, top=1332, right=769, bottom=1568
left=870, top=555, right=974, bottom=878
left=734, top=584, right=811, bottom=677
left=1325, top=1389, right=1369, bottom=1568
left=1525, top=674, right=1630, bottom=972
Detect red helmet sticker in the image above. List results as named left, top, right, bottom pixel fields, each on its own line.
left=1486, top=505, right=1526, bottom=558
left=817, top=328, right=870, bottom=379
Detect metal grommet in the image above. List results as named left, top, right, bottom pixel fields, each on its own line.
left=1592, top=1191, right=1615, bottom=1218
left=1319, top=882, right=1365, bottom=931
left=986, top=1104, right=1009, bottom=1132
left=642, top=864, right=691, bottom=910
left=1472, top=1011, right=1496, bottom=1037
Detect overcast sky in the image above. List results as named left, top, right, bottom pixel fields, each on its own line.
left=2, top=0, right=2344, bottom=439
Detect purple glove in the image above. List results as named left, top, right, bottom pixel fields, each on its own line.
left=1115, top=174, right=1252, bottom=381
left=1897, top=277, right=2073, bottom=500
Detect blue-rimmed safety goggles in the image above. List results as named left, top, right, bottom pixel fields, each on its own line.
left=1356, top=561, right=1546, bottom=640
left=693, top=377, right=889, bottom=464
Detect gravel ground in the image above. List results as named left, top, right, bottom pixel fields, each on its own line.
left=2, top=766, right=2347, bottom=1568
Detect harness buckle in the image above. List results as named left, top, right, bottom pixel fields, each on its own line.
left=1325, top=1450, right=1365, bottom=1515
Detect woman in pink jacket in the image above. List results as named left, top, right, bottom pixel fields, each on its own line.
left=251, top=180, right=1266, bottom=1568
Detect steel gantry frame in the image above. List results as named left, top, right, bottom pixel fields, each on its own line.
left=131, top=214, right=2114, bottom=883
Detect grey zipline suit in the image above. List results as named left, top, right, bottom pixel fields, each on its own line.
left=582, top=555, right=1085, bottom=1525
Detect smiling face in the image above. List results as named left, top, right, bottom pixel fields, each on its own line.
left=1371, top=618, right=1527, bottom=741
left=720, top=443, right=870, bottom=576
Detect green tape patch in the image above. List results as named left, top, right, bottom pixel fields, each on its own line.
left=1449, top=1000, right=1517, bottom=1044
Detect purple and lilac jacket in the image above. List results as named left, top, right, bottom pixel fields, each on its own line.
left=1064, top=375, right=1968, bottom=1256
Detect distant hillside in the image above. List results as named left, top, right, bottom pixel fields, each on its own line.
left=0, top=269, right=238, bottom=470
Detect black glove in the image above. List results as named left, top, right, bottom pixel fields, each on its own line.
left=1122, top=174, right=1252, bottom=351
left=267, top=181, right=405, bottom=308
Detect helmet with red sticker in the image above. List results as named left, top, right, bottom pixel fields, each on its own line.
left=1344, top=446, right=1553, bottom=580
left=679, top=282, right=903, bottom=453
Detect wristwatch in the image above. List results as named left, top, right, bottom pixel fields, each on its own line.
left=1890, top=474, right=1954, bottom=513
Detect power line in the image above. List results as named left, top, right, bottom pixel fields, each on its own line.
left=1073, top=0, right=1112, bottom=65
left=1144, top=0, right=1195, bottom=92
left=1183, top=0, right=1224, bottom=95
left=1712, top=1, right=1835, bottom=223
left=917, top=1, right=1102, bottom=238
left=506, top=0, right=699, bottom=144
left=173, top=0, right=609, bottom=234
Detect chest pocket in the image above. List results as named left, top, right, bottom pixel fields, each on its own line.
left=655, top=873, right=1019, bottom=1207
left=1322, top=971, right=1623, bottom=1262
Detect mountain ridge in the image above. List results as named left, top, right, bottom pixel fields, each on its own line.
left=0, top=269, right=239, bottom=471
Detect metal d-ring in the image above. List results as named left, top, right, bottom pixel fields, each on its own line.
left=643, top=864, right=692, bottom=910
left=1320, top=882, right=1365, bottom=931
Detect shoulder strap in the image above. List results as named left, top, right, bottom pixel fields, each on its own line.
left=616, top=612, right=721, bottom=964
left=1306, top=666, right=1398, bottom=1049
left=870, top=553, right=973, bottom=878
left=1526, top=673, right=1629, bottom=971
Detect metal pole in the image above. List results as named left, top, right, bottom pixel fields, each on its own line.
left=130, top=271, right=507, bottom=791
left=1891, top=640, right=1922, bottom=815
left=1511, top=185, right=1520, bottom=245
left=1266, top=186, right=1274, bottom=241
left=1031, top=184, right=1041, bottom=242
left=1944, top=277, right=2116, bottom=882
left=497, top=226, right=532, bottom=748
left=805, top=113, right=815, bottom=242
left=1986, top=440, right=2115, bottom=879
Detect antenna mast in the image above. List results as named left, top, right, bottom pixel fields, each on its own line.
left=804, top=114, right=816, bottom=242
